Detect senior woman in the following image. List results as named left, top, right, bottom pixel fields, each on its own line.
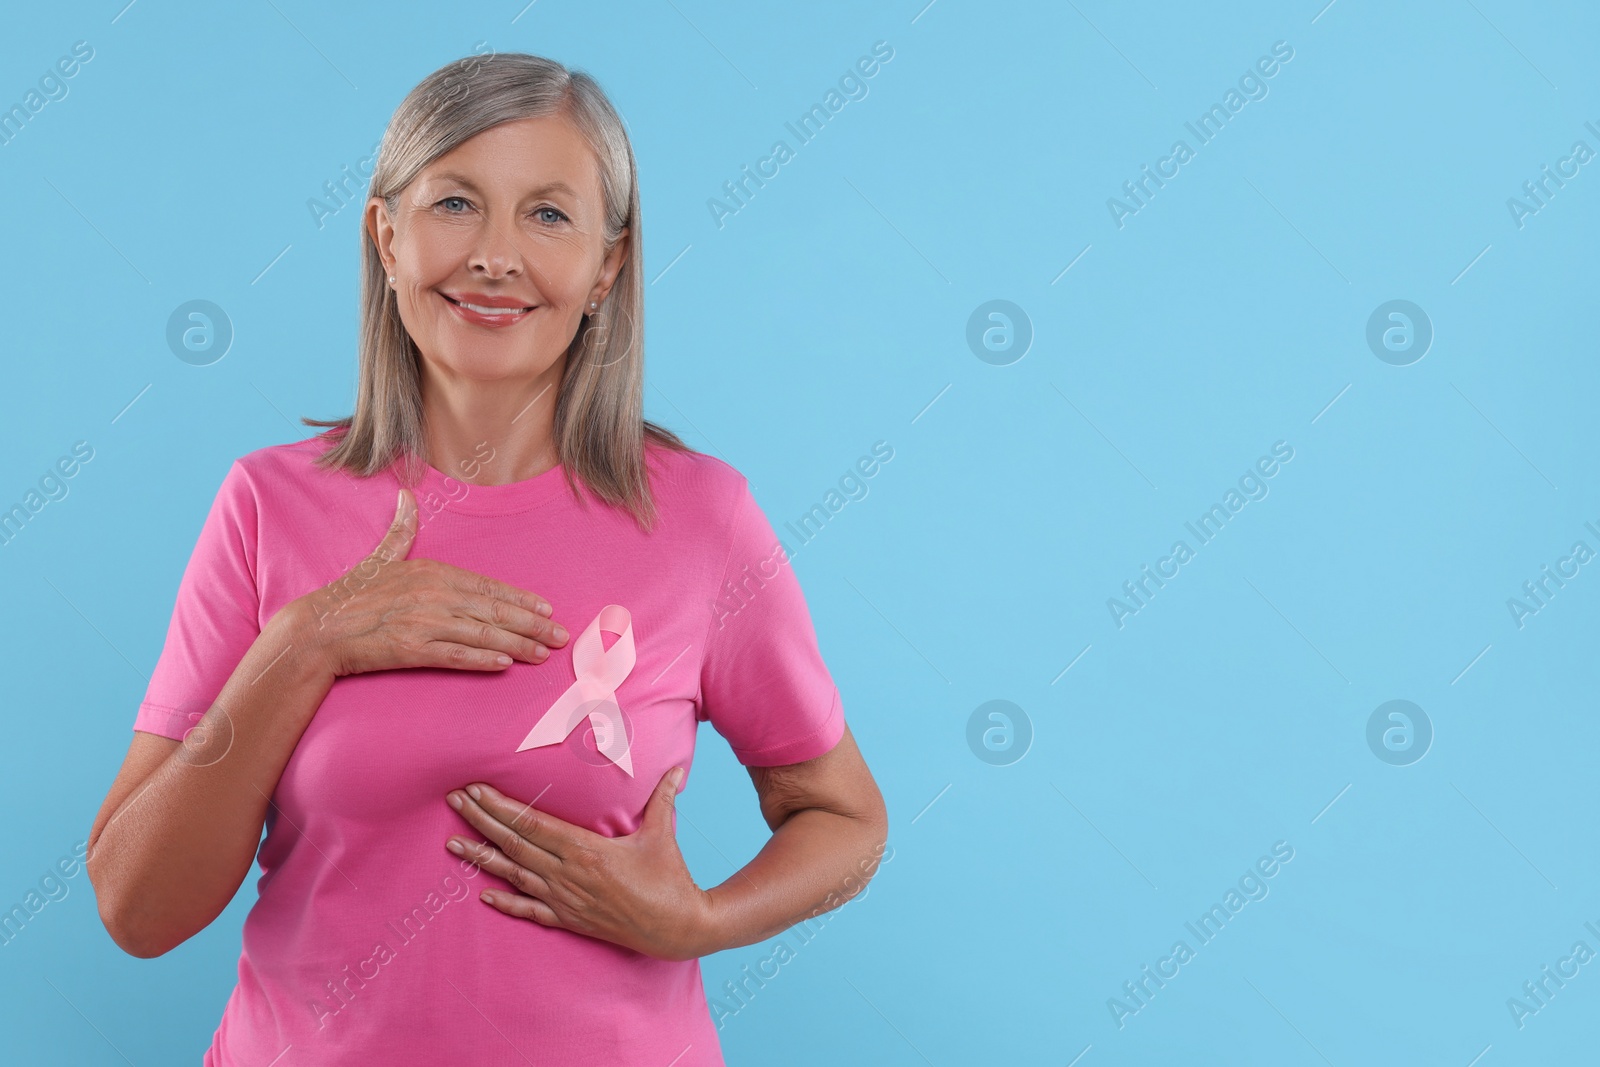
left=86, top=52, right=887, bottom=1065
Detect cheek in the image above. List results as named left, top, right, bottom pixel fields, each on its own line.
left=532, top=240, right=601, bottom=301
left=404, top=227, right=469, bottom=280
left=394, top=289, right=439, bottom=350
left=403, top=285, right=437, bottom=320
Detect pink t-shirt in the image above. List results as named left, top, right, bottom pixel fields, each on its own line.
left=133, top=430, right=845, bottom=1066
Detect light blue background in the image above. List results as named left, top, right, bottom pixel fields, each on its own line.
left=3, top=0, right=1597, bottom=1063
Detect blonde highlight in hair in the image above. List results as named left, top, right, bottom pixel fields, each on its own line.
left=302, top=50, right=690, bottom=531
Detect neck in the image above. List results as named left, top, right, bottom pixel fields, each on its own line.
left=419, top=362, right=563, bottom=485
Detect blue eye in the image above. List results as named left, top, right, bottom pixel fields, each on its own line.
left=432, top=197, right=566, bottom=223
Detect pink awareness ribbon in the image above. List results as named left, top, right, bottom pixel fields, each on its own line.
left=514, top=604, right=637, bottom=775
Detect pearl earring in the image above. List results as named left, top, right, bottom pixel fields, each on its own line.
left=388, top=276, right=396, bottom=285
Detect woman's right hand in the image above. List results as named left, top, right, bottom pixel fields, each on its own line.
left=296, top=488, right=568, bottom=678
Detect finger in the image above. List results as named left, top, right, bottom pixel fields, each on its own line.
left=480, top=886, right=562, bottom=927
left=641, top=766, right=684, bottom=837
left=469, top=783, right=602, bottom=858
left=450, top=788, right=565, bottom=871
left=371, top=488, right=419, bottom=565
left=436, top=561, right=554, bottom=619
left=449, top=837, right=553, bottom=900
left=415, top=639, right=520, bottom=671
left=424, top=614, right=556, bottom=665
left=451, top=592, right=568, bottom=657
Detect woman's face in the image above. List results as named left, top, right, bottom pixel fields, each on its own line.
left=366, top=113, right=628, bottom=386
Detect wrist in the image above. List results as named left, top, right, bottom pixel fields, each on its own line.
left=686, top=886, right=725, bottom=959
left=265, top=597, right=340, bottom=686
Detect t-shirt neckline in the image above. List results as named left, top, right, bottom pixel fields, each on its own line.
left=406, top=452, right=577, bottom=516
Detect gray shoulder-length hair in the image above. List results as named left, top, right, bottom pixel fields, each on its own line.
left=303, top=50, right=690, bottom=532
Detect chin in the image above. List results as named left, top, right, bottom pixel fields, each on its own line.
left=435, top=349, right=555, bottom=382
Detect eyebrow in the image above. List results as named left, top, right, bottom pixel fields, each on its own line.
left=424, top=172, right=580, bottom=199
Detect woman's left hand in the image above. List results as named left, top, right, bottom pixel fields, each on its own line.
left=444, top=767, right=716, bottom=961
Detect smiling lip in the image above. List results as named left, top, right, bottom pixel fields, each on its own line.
left=440, top=291, right=536, bottom=327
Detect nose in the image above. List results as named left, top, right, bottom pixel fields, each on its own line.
left=468, top=217, right=523, bottom=280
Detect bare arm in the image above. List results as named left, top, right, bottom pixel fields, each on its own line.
left=433, top=720, right=887, bottom=961
left=86, top=605, right=334, bottom=957
left=87, top=490, right=566, bottom=957
left=699, top=723, right=889, bottom=953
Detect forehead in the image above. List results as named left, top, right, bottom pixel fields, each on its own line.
left=417, top=114, right=604, bottom=202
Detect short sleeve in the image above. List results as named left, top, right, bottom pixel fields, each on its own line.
left=133, top=459, right=263, bottom=741
left=696, top=478, right=845, bottom=766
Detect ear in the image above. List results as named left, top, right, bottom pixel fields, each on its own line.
left=365, top=196, right=396, bottom=275
left=589, top=226, right=629, bottom=307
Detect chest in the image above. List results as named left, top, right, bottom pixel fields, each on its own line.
left=264, top=514, right=713, bottom=841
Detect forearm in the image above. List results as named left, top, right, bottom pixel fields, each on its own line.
left=88, top=600, right=333, bottom=956
left=698, top=806, right=888, bottom=955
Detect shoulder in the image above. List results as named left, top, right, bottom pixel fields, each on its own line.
left=641, top=439, right=776, bottom=560
left=223, top=431, right=353, bottom=505
left=233, top=431, right=341, bottom=476
left=643, top=438, right=753, bottom=516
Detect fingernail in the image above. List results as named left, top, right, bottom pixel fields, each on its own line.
left=670, top=766, right=685, bottom=790
left=552, top=624, right=568, bottom=642
left=466, top=785, right=482, bottom=800
left=446, top=839, right=464, bottom=855
left=447, top=792, right=463, bottom=810
left=537, top=600, right=553, bottom=617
